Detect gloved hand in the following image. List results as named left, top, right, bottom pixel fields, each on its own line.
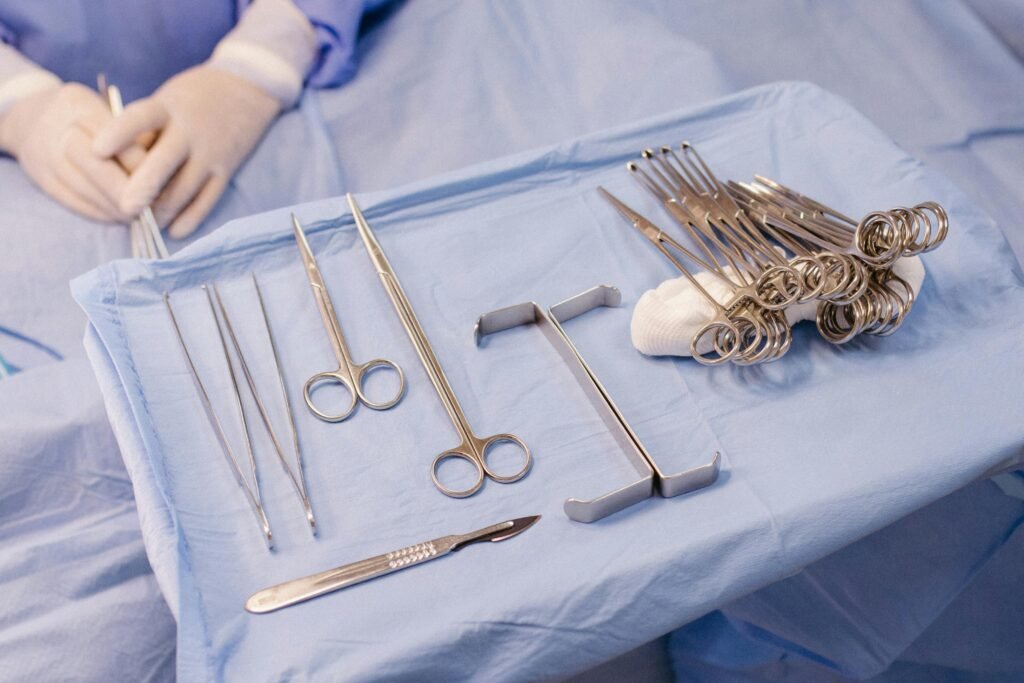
left=93, top=65, right=281, bottom=239
left=0, top=83, right=135, bottom=222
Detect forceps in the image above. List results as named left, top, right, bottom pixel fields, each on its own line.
left=293, top=215, right=405, bottom=422
left=347, top=194, right=532, bottom=498
left=97, top=75, right=168, bottom=260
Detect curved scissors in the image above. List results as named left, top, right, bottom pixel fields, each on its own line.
left=292, top=214, right=405, bottom=422
left=346, top=195, right=531, bottom=498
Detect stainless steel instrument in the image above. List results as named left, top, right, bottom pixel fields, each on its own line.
left=603, top=142, right=948, bottom=364
left=346, top=194, right=531, bottom=498
left=165, top=287, right=274, bottom=548
left=98, top=74, right=168, bottom=260
left=214, top=277, right=317, bottom=533
left=164, top=277, right=318, bottom=548
left=476, top=286, right=720, bottom=522
left=293, top=214, right=405, bottom=422
left=245, top=515, right=541, bottom=613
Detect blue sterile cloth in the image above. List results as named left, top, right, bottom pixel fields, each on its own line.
left=0, top=357, right=177, bottom=680
left=70, top=81, right=1024, bottom=681
left=668, top=477, right=1024, bottom=681
left=5, top=2, right=1024, bottom=681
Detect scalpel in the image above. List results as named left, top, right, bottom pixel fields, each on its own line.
left=246, top=515, right=541, bottom=613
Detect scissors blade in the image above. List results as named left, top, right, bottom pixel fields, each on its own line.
left=345, top=194, right=476, bottom=442
left=347, top=193, right=399, bottom=279
left=292, top=214, right=327, bottom=288
left=293, top=214, right=338, bottom=326
left=293, top=214, right=354, bottom=369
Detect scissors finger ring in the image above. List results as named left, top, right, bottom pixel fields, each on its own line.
left=478, top=433, right=532, bottom=483
left=431, top=449, right=486, bottom=499
left=303, top=370, right=359, bottom=423
left=352, top=358, right=406, bottom=410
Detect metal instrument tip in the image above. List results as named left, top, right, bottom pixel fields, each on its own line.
left=596, top=186, right=639, bottom=222
left=491, top=515, right=541, bottom=542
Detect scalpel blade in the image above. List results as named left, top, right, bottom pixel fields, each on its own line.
left=245, top=515, right=540, bottom=614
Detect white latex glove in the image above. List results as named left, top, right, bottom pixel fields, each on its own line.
left=0, top=83, right=135, bottom=222
left=93, top=65, right=281, bottom=238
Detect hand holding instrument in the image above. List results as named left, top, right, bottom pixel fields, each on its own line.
left=98, top=75, right=168, bottom=259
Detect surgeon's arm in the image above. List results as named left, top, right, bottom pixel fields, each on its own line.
left=94, top=0, right=369, bottom=239
left=291, top=0, right=372, bottom=89
left=0, top=42, right=134, bottom=222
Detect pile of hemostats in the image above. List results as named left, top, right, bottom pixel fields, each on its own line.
left=599, top=143, right=948, bottom=365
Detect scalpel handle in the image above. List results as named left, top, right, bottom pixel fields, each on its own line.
left=245, top=535, right=457, bottom=614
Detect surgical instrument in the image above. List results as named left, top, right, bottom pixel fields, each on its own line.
left=610, top=142, right=948, bottom=363
left=165, top=278, right=323, bottom=547
left=245, top=515, right=541, bottom=613
left=631, top=146, right=804, bottom=311
left=292, top=214, right=405, bottom=422
left=212, top=278, right=317, bottom=533
left=165, top=288, right=273, bottom=548
left=98, top=75, right=168, bottom=260
left=476, top=286, right=720, bottom=522
left=346, top=194, right=532, bottom=498
left=599, top=187, right=787, bottom=365
left=728, top=176, right=936, bottom=341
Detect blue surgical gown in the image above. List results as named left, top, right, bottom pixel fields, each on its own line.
left=0, top=0, right=376, bottom=102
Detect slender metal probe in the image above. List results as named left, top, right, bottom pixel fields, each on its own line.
left=252, top=274, right=316, bottom=531
left=164, top=291, right=273, bottom=548
left=211, top=283, right=317, bottom=533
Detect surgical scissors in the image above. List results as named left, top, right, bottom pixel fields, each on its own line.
left=346, top=194, right=532, bottom=498
left=293, top=214, right=405, bottom=422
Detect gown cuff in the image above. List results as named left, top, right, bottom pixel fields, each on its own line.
left=208, top=0, right=317, bottom=108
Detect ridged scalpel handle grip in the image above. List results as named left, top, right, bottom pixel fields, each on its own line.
left=245, top=537, right=455, bottom=614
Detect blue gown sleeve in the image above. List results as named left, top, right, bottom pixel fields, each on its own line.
left=290, top=0, right=372, bottom=88
left=0, top=20, right=15, bottom=46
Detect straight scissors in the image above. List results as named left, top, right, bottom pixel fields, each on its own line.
left=293, top=214, right=405, bottom=422
left=346, top=194, right=532, bottom=498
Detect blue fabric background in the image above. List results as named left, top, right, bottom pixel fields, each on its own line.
left=2, top=1, right=1023, bottom=681
left=71, top=81, right=1024, bottom=681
